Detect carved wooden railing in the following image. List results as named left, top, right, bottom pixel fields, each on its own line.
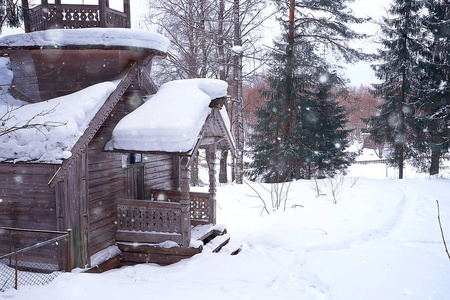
left=150, top=189, right=214, bottom=225
left=116, top=199, right=184, bottom=245
left=27, top=4, right=130, bottom=32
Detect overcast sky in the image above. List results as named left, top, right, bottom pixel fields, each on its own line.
left=1, top=0, right=392, bottom=87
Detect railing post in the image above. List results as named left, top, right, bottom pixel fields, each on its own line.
left=124, top=0, right=131, bottom=28
left=67, top=229, right=72, bottom=272
left=15, top=254, right=18, bottom=290
left=179, top=156, right=191, bottom=247
left=99, top=0, right=107, bottom=27
left=208, top=143, right=217, bottom=225
left=9, top=229, right=12, bottom=266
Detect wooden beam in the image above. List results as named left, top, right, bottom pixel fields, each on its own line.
left=99, top=0, right=107, bottom=27
left=209, top=96, right=227, bottom=109
left=200, top=136, right=224, bottom=146
left=124, top=0, right=131, bottom=28
left=21, top=0, right=31, bottom=33
left=207, top=143, right=217, bottom=225
left=179, top=157, right=191, bottom=247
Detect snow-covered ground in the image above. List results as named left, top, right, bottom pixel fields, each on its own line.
left=2, top=160, right=450, bottom=300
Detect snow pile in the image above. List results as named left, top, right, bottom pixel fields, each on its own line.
left=0, top=28, right=169, bottom=53
left=0, top=81, right=118, bottom=163
left=3, top=162, right=450, bottom=299
left=108, top=78, right=228, bottom=153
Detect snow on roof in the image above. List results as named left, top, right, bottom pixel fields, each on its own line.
left=107, top=78, right=228, bottom=153
left=0, top=81, right=118, bottom=164
left=0, top=28, right=169, bottom=53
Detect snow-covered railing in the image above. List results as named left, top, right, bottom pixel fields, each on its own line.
left=26, top=3, right=130, bottom=33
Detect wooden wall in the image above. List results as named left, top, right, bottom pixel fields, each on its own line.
left=143, top=154, right=177, bottom=197
left=0, top=163, right=58, bottom=254
left=86, top=79, right=145, bottom=257
left=56, top=151, right=89, bottom=268
left=1, top=48, right=154, bottom=102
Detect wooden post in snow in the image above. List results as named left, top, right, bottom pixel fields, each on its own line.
left=208, top=143, right=217, bottom=225
left=180, top=157, right=191, bottom=247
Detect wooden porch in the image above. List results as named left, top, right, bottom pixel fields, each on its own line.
left=116, top=189, right=214, bottom=246
left=114, top=188, right=225, bottom=266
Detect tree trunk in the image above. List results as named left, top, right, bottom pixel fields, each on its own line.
left=233, top=0, right=244, bottom=184
left=219, top=150, right=228, bottom=183
left=430, top=149, right=440, bottom=175
left=286, top=0, right=295, bottom=135
left=217, top=0, right=228, bottom=184
left=398, top=146, right=404, bottom=179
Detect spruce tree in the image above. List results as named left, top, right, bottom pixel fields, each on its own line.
left=367, top=0, right=424, bottom=179
left=247, top=0, right=365, bottom=182
left=413, top=0, right=449, bottom=175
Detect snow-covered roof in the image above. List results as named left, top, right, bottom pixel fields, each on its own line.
left=106, top=79, right=228, bottom=153
left=0, top=81, right=118, bottom=164
left=0, top=28, right=169, bottom=53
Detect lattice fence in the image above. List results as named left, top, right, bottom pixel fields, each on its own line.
left=117, top=200, right=182, bottom=234
left=190, top=194, right=212, bottom=223
left=0, top=228, right=71, bottom=291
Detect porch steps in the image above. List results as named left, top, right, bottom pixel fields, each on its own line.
left=84, top=254, right=122, bottom=273
left=118, top=243, right=203, bottom=266
left=217, top=239, right=242, bottom=256
left=204, top=234, right=230, bottom=253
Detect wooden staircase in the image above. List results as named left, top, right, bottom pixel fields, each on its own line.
left=117, top=225, right=235, bottom=266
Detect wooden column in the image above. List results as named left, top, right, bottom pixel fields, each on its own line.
left=55, top=0, right=61, bottom=4
left=99, top=0, right=107, bottom=27
left=207, top=144, right=217, bottom=225
left=41, top=0, right=48, bottom=4
left=179, top=157, right=191, bottom=247
left=21, top=0, right=31, bottom=33
left=124, top=0, right=131, bottom=28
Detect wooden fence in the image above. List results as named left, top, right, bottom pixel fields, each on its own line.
left=0, top=228, right=71, bottom=290
left=115, top=190, right=213, bottom=245
left=150, top=189, right=214, bottom=225
left=26, top=3, right=130, bottom=32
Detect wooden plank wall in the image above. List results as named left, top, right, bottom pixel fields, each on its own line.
left=86, top=82, right=146, bottom=256
left=56, top=152, right=89, bottom=268
left=143, top=154, right=176, bottom=197
left=29, top=49, right=150, bottom=101
left=0, top=163, right=58, bottom=254
left=87, top=146, right=125, bottom=257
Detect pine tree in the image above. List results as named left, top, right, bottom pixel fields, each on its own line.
left=367, top=0, right=424, bottom=179
left=247, top=0, right=365, bottom=182
left=0, top=0, right=27, bottom=31
left=295, top=71, right=355, bottom=179
left=413, top=0, right=449, bottom=175
left=248, top=38, right=355, bottom=181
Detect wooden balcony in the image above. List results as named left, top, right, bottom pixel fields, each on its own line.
left=23, top=0, right=131, bottom=33
left=115, top=190, right=214, bottom=246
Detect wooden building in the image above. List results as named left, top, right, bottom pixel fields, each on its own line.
left=0, top=0, right=234, bottom=270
